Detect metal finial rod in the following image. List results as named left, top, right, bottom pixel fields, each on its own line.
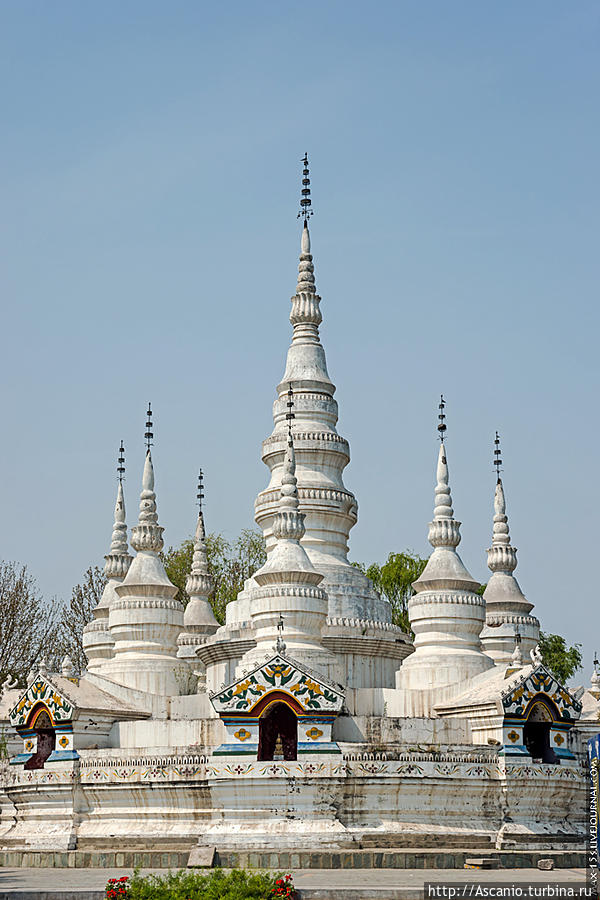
left=494, top=431, right=503, bottom=482
left=277, top=614, right=284, bottom=634
left=437, top=394, right=447, bottom=443
left=197, top=468, right=204, bottom=511
left=297, top=153, right=314, bottom=223
left=145, top=403, right=153, bottom=453
left=117, top=441, right=125, bottom=484
left=594, top=651, right=599, bottom=671
left=286, top=383, right=295, bottom=441
left=515, top=627, right=521, bottom=645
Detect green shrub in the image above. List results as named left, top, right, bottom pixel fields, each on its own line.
left=105, top=868, right=295, bottom=900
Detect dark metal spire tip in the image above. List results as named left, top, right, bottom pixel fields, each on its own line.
left=298, top=153, right=314, bottom=223
left=437, top=394, right=447, bottom=443
left=117, top=441, right=125, bottom=484
left=494, top=430, right=503, bottom=482
left=145, top=403, right=153, bottom=453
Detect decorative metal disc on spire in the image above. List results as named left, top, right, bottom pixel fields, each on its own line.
left=437, top=395, right=447, bottom=443
left=145, top=403, right=153, bottom=453
left=298, top=153, right=314, bottom=223
left=494, top=431, right=503, bottom=483
left=286, top=383, right=295, bottom=440
left=197, top=469, right=204, bottom=511
left=117, top=441, right=125, bottom=483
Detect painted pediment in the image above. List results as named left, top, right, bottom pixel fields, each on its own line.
left=502, top=665, right=582, bottom=722
left=9, top=676, right=75, bottom=729
left=210, top=654, right=345, bottom=716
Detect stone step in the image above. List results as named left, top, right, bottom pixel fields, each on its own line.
left=215, top=848, right=587, bottom=870
left=0, top=847, right=587, bottom=871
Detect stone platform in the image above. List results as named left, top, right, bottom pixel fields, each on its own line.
left=0, top=867, right=591, bottom=900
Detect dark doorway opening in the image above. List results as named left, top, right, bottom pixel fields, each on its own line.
left=24, top=710, right=56, bottom=770
left=523, top=701, right=559, bottom=764
left=257, top=702, right=298, bottom=761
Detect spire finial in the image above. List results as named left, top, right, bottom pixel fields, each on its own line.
left=494, top=431, right=503, bottom=483
left=274, top=613, right=287, bottom=654
left=298, top=153, right=313, bottom=224
left=117, top=441, right=125, bottom=484
left=197, top=469, right=204, bottom=513
left=145, top=403, right=153, bottom=454
left=511, top=630, right=523, bottom=668
left=438, top=394, right=447, bottom=443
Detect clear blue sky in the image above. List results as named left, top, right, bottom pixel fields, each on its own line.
left=1, top=2, right=598, bottom=682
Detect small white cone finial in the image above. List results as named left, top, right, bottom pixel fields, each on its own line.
left=511, top=640, right=523, bottom=668
left=61, top=655, right=74, bottom=677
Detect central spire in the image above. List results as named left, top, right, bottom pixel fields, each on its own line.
left=238, top=155, right=387, bottom=626
left=241, top=387, right=336, bottom=677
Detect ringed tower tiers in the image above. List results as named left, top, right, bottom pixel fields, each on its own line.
left=230, top=157, right=387, bottom=625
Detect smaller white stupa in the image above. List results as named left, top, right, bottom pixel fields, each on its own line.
left=105, top=405, right=183, bottom=695
left=177, top=469, right=219, bottom=671
left=480, top=433, right=539, bottom=664
left=397, top=398, right=493, bottom=697
left=82, top=443, right=133, bottom=671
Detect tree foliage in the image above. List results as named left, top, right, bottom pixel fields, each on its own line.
left=54, top=566, right=106, bottom=675
left=538, top=631, right=583, bottom=684
left=353, top=551, right=427, bottom=632
left=0, top=561, right=61, bottom=689
left=162, top=528, right=266, bottom=624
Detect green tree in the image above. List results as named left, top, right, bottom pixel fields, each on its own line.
left=538, top=632, right=583, bottom=684
left=0, top=561, right=61, bottom=688
left=55, top=566, right=107, bottom=674
left=354, top=551, right=427, bottom=632
left=162, top=528, right=266, bottom=625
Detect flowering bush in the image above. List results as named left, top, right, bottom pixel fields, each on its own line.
left=105, top=876, right=129, bottom=899
left=104, top=869, right=296, bottom=899
left=270, top=874, right=295, bottom=898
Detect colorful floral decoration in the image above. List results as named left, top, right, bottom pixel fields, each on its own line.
left=234, top=728, right=251, bottom=742
left=211, top=654, right=344, bottom=715
left=507, top=730, right=520, bottom=743
left=502, top=666, right=582, bottom=721
left=305, top=727, right=323, bottom=740
left=9, top=679, right=74, bottom=728
left=554, top=733, right=565, bottom=745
